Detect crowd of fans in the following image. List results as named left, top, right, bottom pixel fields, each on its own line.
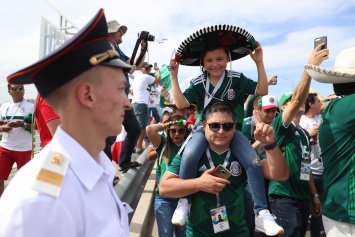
left=0, top=8, right=354, bottom=237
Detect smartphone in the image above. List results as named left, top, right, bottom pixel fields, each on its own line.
left=212, top=164, right=231, bottom=180
left=272, top=76, right=277, bottom=85
left=314, top=36, right=327, bottom=50
left=154, top=62, right=158, bottom=68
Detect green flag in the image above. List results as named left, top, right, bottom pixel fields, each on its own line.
left=155, top=64, right=171, bottom=91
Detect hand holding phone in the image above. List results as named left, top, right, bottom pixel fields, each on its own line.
left=212, top=164, right=231, bottom=179
left=314, top=36, right=327, bottom=50
left=154, top=62, right=158, bottom=68
left=271, top=76, right=277, bottom=85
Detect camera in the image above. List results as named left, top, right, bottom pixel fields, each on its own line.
left=140, top=31, right=155, bottom=42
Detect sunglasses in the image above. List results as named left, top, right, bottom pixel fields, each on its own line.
left=168, top=128, right=186, bottom=135
left=9, top=86, right=24, bottom=91
left=207, top=122, right=235, bottom=132
left=117, top=29, right=123, bottom=33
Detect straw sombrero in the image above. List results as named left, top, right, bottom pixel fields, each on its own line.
left=305, top=47, right=355, bottom=84
left=175, top=24, right=257, bottom=66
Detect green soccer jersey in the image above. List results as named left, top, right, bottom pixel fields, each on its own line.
left=155, top=136, right=181, bottom=200
left=319, top=96, right=355, bottom=224
left=168, top=148, right=248, bottom=237
left=183, top=70, right=257, bottom=130
left=269, top=112, right=312, bottom=200
left=242, top=116, right=266, bottom=160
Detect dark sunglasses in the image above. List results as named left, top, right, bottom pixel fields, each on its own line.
left=168, top=128, right=186, bottom=135
left=207, top=122, right=235, bottom=132
left=9, top=86, right=24, bottom=91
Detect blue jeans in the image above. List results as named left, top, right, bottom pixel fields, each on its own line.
left=244, top=184, right=255, bottom=237
left=180, top=126, right=268, bottom=214
left=310, top=174, right=324, bottom=237
left=155, top=196, right=186, bottom=237
left=269, top=195, right=310, bottom=237
left=118, top=107, right=141, bottom=167
left=149, top=107, right=161, bottom=123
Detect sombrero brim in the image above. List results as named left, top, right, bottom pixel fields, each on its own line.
left=164, top=101, right=177, bottom=108
left=305, top=64, right=355, bottom=84
left=175, top=25, right=257, bottom=66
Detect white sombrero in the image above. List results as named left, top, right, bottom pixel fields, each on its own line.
left=305, top=47, right=355, bottom=84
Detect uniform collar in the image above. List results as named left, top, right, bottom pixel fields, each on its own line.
left=50, top=126, right=115, bottom=191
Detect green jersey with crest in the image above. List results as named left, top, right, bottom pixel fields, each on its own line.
left=168, top=148, right=248, bottom=237
left=183, top=70, right=257, bottom=130
left=269, top=112, right=311, bottom=200
left=319, top=96, right=355, bottom=224
left=155, top=136, right=181, bottom=200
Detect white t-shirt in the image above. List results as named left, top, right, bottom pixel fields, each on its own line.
left=148, top=84, right=162, bottom=108
left=131, top=73, right=155, bottom=104
left=0, top=100, right=34, bottom=151
left=300, top=114, right=323, bottom=175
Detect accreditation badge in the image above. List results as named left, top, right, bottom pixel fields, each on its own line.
left=300, top=162, right=311, bottom=181
left=210, top=205, right=230, bottom=234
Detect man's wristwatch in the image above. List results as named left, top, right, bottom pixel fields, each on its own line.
left=312, top=194, right=320, bottom=198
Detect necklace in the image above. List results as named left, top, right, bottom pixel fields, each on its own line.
left=5, top=100, right=24, bottom=123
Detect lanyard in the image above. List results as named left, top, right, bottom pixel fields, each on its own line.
left=192, top=72, right=225, bottom=130
left=5, top=101, right=23, bottom=123
left=204, top=72, right=225, bottom=108
left=206, top=147, right=231, bottom=207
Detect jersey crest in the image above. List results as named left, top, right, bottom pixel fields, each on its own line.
left=229, top=161, right=242, bottom=176
left=227, top=89, right=235, bottom=100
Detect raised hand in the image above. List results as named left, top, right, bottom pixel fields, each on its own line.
left=253, top=109, right=276, bottom=145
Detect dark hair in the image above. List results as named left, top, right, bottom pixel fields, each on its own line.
left=164, top=114, right=189, bottom=162
left=160, top=113, right=171, bottom=123
left=333, top=82, right=355, bottom=96
left=305, top=93, right=318, bottom=113
left=205, top=102, right=235, bottom=122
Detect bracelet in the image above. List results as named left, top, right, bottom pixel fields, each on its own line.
left=264, top=139, right=278, bottom=150
left=312, top=194, right=320, bottom=198
left=193, top=179, right=199, bottom=193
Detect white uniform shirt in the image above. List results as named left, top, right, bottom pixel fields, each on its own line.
left=0, top=126, right=132, bottom=237
left=131, top=73, right=155, bottom=104
left=0, top=100, right=34, bottom=151
left=300, top=114, right=323, bottom=175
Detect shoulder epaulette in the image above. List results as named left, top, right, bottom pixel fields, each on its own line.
left=32, top=152, right=70, bottom=197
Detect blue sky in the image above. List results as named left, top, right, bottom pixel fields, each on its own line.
left=1, top=0, right=355, bottom=103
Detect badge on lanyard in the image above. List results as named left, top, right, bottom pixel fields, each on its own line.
left=210, top=205, right=230, bottom=234
left=300, top=162, right=311, bottom=181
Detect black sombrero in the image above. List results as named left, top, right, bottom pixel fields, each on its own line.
left=175, top=24, right=257, bottom=66
left=7, top=9, right=131, bottom=98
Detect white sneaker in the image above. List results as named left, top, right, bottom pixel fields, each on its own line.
left=255, top=209, right=284, bottom=236
left=171, top=198, right=189, bottom=226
